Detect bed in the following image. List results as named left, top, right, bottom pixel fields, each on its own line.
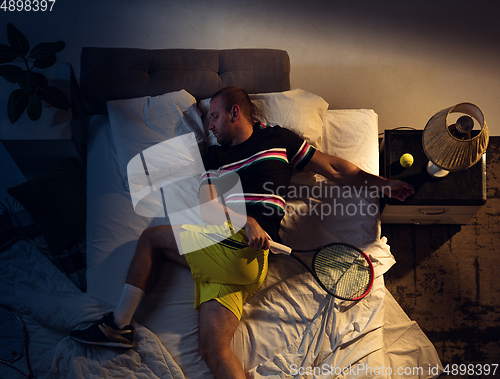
left=1, top=48, right=443, bottom=378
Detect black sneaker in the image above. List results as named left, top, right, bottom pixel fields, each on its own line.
left=70, top=312, right=134, bottom=348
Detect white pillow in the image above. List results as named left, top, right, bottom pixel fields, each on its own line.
left=198, top=98, right=218, bottom=147
left=107, top=90, right=206, bottom=188
left=251, top=89, right=328, bottom=148
left=198, top=89, right=329, bottom=148
left=321, top=109, right=379, bottom=175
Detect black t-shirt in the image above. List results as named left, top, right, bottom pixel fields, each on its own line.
left=200, top=122, right=316, bottom=241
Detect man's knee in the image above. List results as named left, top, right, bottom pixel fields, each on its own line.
left=140, top=224, right=169, bottom=241
left=198, top=300, right=239, bottom=363
left=199, top=334, right=231, bottom=367
left=139, top=225, right=186, bottom=265
left=138, top=225, right=176, bottom=251
left=198, top=338, right=215, bottom=364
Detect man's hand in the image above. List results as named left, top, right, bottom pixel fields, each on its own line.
left=382, top=179, right=415, bottom=201
left=303, top=151, right=414, bottom=202
left=244, top=217, right=270, bottom=250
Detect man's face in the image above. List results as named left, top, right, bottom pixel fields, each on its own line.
left=208, top=97, right=235, bottom=146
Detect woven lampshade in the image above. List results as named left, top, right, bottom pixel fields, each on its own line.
left=422, top=102, right=489, bottom=172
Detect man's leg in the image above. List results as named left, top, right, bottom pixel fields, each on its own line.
left=71, top=224, right=187, bottom=347
left=125, top=224, right=188, bottom=291
left=113, top=224, right=187, bottom=328
left=198, top=300, right=246, bottom=379
left=131, top=226, right=247, bottom=378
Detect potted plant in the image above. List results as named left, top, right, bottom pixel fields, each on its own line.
left=0, top=23, right=70, bottom=124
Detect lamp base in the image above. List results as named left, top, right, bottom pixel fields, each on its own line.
left=427, top=161, right=449, bottom=178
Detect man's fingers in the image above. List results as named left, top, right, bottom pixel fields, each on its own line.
left=248, top=235, right=270, bottom=250
left=398, top=188, right=413, bottom=201
left=262, top=238, right=270, bottom=250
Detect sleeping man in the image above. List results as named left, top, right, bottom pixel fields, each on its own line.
left=71, top=86, right=414, bottom=379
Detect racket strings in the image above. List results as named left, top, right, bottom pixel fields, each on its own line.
left=314, top=245, right=372, bottom=299
left=0, top=307, right=25, bottom=362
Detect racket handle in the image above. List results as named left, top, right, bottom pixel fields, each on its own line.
left=269, top=241, right=292, bottom=255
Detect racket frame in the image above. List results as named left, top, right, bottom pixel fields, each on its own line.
left=290, top=242, right=375, bottom=301
left=0, top=304, right=34, bottom=378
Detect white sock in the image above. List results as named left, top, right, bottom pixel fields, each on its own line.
left=113, top=284, right=146, bottom=329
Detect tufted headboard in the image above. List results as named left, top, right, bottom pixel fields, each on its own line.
left=79, top=48, right=291, bottom=115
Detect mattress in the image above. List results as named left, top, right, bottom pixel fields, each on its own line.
left=85, top=90, right=443, bottom=378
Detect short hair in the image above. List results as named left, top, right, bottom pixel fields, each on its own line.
left=211, top=86, right=254, bottom=122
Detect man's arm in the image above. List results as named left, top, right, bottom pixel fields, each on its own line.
left=303, top=150, right=414, bottom=201
left=199, top=184, right=270, bottom=249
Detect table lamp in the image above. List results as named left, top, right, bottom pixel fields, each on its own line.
left=422, top=102, right=489, bottom=178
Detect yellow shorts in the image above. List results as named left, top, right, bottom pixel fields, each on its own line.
left=180, top=222, right=269, bottom=320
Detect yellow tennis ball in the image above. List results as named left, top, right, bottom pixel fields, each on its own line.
left=400, top=153, right=414, bottom=168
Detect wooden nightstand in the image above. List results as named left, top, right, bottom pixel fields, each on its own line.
left=380, top=130, right=487, bottom=224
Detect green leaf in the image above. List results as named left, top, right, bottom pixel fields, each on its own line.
left=29, top=41, right=65, bottom=59
left=27, top=93, right=42, bottom=121
left=7, top=24, right=29, bottom=57
left=8, top=89, right=29, bottom=124
left=35, top=73, right=49, bottom=88
left=0, top=64, right=23, bottom=83
left=0, top=44, right=17, bottom=64
left=37, top=86, right=70, bottom=110
left=33, top=54, right=57, bottom=69
left=16, top=70, right=39, bottom=93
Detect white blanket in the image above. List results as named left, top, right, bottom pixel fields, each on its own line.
left=0, top=238, right=442, bottom=379
left=233, top=239, right=443, bottom=378
left=0, top=240, right=185, bottom=379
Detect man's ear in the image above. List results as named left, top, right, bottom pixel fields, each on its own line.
left=230, top=105, right=240, bottom=122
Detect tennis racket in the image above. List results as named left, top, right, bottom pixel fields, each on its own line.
left=0, top=304, right=34, bottom=378
left=269, top=241, right=374, bottom=301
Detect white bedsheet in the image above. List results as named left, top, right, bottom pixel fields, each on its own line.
left=0, top=238, right=441, bottom=379
left=83, top=109, right=443, bottom=378
left=0, top=239, right=185, bottom=379
left=237, top=240, right=442, bottom=378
